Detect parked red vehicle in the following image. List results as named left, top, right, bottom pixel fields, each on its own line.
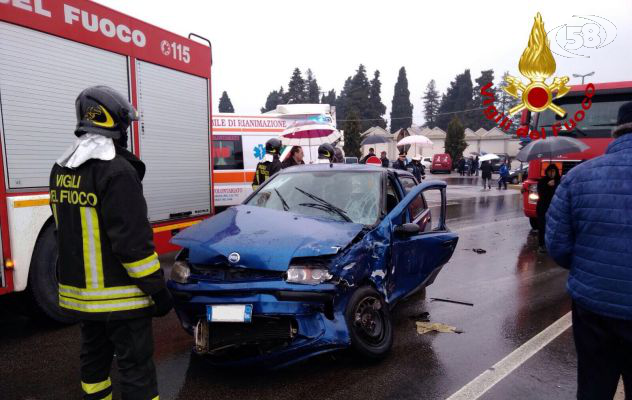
left=430, top=153, right=452, bottom=174
left=521, top=81, right=632, bottom=228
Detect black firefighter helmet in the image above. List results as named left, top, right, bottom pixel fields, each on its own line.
left=318, top=143, right=335, bottom=161
left=75, top=85, right=138, bottom=140
left=265, top=138, right=282, bottom=156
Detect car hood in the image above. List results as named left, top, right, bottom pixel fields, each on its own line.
left=172, top=205, right=365, bottom=271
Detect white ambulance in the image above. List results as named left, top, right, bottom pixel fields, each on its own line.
left=212, top=104, right=338, bottom=207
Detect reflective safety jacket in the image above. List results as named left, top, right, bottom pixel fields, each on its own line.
left=251, top=158, right=282, bottom=190
left=49, top=147, right=166, bottom=320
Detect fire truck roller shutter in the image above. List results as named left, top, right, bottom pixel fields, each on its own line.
left=0, top=22, right=130, bottom=189
left=135, top=60, right=211, bottom=222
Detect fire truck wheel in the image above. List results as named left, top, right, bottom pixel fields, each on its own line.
left=28, top=222, right=75, bottom=324
left=529, top=217, right=539, bottom=230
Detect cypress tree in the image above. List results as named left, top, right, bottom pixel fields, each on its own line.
left=390, top=66, right=413, bottom=133
left=305, top=69, right=321, bottom=103
left=473, top=69, right=496, bottom=130
left=286, top=67, right=306, bottom=104
left=260, top=87, right=285, bottom=113
left=218, top=91, right=234, bottom=113
left=368, top=70, right=387, bottom=129
left=321, top=89, right=336, bottom=106
left=422, top=80, right=440, bottom=128
left=445, top=116, right=467, bottom=162
left=436, top=69, right=474, bottom=130
left=343, top=110, right=362, bottom=158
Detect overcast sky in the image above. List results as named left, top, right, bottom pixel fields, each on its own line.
left=97, top=0, right=631, bottom=126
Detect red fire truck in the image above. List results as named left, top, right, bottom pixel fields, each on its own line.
left=0, top=0, right=213, bottom=321
left=521, top=81, right=632, bottom=228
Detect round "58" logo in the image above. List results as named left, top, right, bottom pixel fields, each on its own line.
left=548, top=15, right=617, bottom=58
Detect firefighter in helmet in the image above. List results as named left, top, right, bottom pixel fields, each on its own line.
left=50, top=86, right=172, bottom=400
left=316, top=143, right=335, bottom=164
left=252, top=138, right=282, bottom=189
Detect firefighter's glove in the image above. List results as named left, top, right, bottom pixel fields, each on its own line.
left=152, top=288, right=174, bottom=317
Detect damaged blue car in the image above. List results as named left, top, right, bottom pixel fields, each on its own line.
left=168, top=164, right=458, bottom=367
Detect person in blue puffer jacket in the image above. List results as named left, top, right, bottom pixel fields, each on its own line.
left=546, top=101, right=632, bottom=400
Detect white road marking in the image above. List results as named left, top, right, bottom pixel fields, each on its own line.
left=445, top=312, right=572, bottom=400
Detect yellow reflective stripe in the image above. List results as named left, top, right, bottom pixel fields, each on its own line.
left=91, top=208, right=105, bottom=288
left=51, top=204, right=58, bottom=227
left=102, top=394, right=112, bottom=400
left=60, top=295, right=153, bottom=313
left=80, top=206, right=93, bottom=287
left=82, top=377, right=111, bottom=394
left=59, top=284, right=145, bottom=300
left=123, top=252, right=160, bottom=278
left=152, top=397, right=159, bottom=400
left=80, top=207, right=104, bottom=289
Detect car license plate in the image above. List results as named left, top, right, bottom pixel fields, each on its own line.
left=206, top=304, right=252, bottom=323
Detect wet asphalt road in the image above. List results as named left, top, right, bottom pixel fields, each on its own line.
left=0, top=175, right=580, bottom=400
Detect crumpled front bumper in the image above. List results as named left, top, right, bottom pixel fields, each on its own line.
left=167, top=279, right=352, bottom=367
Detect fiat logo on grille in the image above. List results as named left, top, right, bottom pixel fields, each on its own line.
left=228, top=252, right=240, bottom=263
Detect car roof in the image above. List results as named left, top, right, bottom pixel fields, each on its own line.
left=278, top=163, right=415, bottom=178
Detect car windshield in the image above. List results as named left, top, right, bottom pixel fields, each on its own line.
left=246, top=171, right=382, bottom=225
left=536, top=92, right=632, bottom=138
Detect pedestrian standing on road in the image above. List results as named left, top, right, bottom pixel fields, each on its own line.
left=465, top=157, right=472, bottom=176
left=50, top=86, right=172, bottom=400
left=252, top=138, right=282, bottom=189
left=469, top=157, right=476, bottom=176
left=360, top=147, right=376, bottom=164
left=480, top=160, right=492, bottom=190
left=380, top=151, right=390, bottom=168
left=536, top=164, right=560, bottom=252
left=474, top=156, right=480, bottom=176
left=457, top=157, right=466, bottom=176
left=498, top=160, right=509, bottom=190
left=408, top=155, right=425, bottom=181
left=546, top=101, right=632, bottom=400
left=392, top=152, right=408, bottom=170
left=281, top=145, right=305, bottom=169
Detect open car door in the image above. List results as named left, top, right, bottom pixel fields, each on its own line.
left=385, top=180, right=458, bottom=303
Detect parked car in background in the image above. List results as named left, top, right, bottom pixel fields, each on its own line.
left=422, top=157, right=432, bottom=170
left=508, top=165, right=528, bottom=184
left=491, top=154, right=510, bottom=173
left=168, top=164, right=458, bottom=367
left=345, top=157, right=359, bottom=164
left=430, top=153, right=452, bottom=174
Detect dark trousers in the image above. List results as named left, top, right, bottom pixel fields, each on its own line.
left=537, top=215, right=546, bottom=246
left=498, top=176, right=507, bottom=189
left=572, top=302, right=632, bottom=399
left=81, top=317, right=158, bottom=400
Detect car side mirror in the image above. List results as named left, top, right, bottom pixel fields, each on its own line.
left=394, top=223, right=420, bottom=236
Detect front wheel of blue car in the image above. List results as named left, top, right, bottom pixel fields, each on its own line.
left=346, top=286, right=393, bottom=359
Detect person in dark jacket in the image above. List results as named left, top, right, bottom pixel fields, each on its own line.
left=536, top=164, right=560, bottom=251
left=392, top=152, right=408, bottom=170
left=408, top=155, right=425, bottom=181
left=480, top=160, right=492, bottom=190
left=50, top=86, right=171, bottom=400
left=281, top=145, right=304, bottom=168
left=360, top=147, right=376, bottom=163
left=457, top=157, right=465, bottom=176
left=546, top=101, right=632, bottom=400
left=252, top=138, right=282, bottom=189
left=380, top=151, right=390, bottom=167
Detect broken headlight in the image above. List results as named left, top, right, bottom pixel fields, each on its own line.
left=286, top=266, right=333, bottom=285
left=171, top=260, right=191, bottom=284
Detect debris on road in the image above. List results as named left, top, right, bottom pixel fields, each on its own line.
left=430, top=297, right=474, bottom=307
left=416, top=321, right=463, bottom=334
left=409, top=311, right=430, bottom=321
left=472, top=248, right=487, bottom=254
